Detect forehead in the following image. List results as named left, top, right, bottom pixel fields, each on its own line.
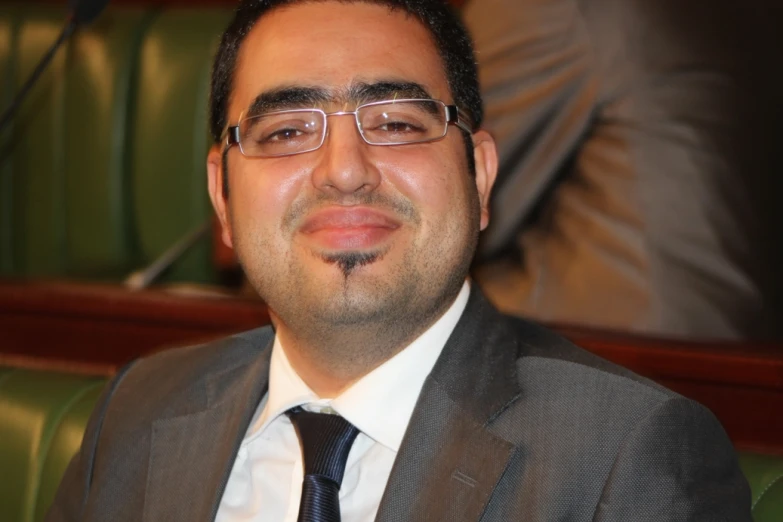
left=230, top=1, right=451, bottom=116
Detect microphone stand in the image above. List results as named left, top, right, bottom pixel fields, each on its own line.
left=124, top=220, right=212, bottom=290
left=0, top=16, right=78, bottom=133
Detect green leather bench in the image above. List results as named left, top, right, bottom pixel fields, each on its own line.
left=1, top=366, right=781, bottom=521
left=0, top=367, right=106, bottom=522
left=0, top=4, right=234, bottom=284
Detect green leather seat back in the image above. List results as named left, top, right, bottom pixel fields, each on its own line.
left=60, top=8, right=153, bottom=279
left=0, top=6, right=18, bottom=274
left=739, top=452, right=783, bottom=522
left=1, top=5, right=69, bottom=277
left=0, top=5, right=233, bottom=283
left=130, top=8, right=231, bottom=283
left=32, top=383, right=105, bottom=522
left=0, top=367, right=105, bottom=522
left=0, top=5, right=149, bottom=280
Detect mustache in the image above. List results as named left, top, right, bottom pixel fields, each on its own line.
left=283, top=191, right=420, bottom=232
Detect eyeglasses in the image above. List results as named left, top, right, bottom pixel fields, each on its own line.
left=224, top=98, right=474, bottom=158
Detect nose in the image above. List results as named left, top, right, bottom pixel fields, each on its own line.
left=311, top=113, right=381, bottom=196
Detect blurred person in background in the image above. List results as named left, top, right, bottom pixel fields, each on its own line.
left=467, top=0, right=783, bottom=340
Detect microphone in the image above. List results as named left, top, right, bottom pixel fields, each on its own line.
left=69, top=0, right=113, bottom=25
left=0, top=0, right=112, bottom=132
left=124, top=220, right=212, bottom=290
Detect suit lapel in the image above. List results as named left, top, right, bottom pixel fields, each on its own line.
left=375, top=288, right=522, bottom=522
left=374, top=380, right=517, bottom=522
left=143, top=333, right=273, bottom=522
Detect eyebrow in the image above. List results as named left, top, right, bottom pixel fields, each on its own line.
left=244, top=80, right=434, bottom=117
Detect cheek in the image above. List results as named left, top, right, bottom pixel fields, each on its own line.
left=227, top=161, right=308, bottom=244
left=415, top=158, right=479, bottom=247
left=375, top=148, right=465, bottom=213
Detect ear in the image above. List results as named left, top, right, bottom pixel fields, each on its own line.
left=207, top=144, right=234, bottom=249
left=471, top=130, right=498, bottom=231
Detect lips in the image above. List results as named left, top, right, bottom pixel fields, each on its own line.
left=299, top=207, right=401, bottom=250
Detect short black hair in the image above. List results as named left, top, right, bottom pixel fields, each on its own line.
left=208, top=0, right=482, bottom=145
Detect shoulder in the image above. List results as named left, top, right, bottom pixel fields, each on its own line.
left=502, top=314, right=675, bottom=403
left=126, top=326, right=274, bottom=380
left=106, top=326, right=274, bottom=418
left=490, top=313, right=738, bottom=473
left=490, top=314, right=703, bottom=446
left=455, top=288, right=678, bottom=415
left=487, top=316, right=748, bottom=512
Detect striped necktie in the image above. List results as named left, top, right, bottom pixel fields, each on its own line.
left=287, top=407, right=360, bottom=522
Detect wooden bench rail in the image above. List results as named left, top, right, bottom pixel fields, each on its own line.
left=0, top=279, right=268, bottom=366
left=1, top=279, right=781, bottom=453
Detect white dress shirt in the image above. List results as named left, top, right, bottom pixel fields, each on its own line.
left=215, top=281, right=470, bottom=522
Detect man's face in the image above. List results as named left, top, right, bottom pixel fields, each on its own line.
left=208, top=1, right=497, bottom=339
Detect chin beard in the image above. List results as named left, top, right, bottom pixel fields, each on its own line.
left=320, top=250, right=382, bottom=278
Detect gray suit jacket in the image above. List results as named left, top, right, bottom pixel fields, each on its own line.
left=46, top=289, right=751, bottom=521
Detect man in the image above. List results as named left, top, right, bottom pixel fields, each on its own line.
left=46, top=0, right=751, bottom=521
left=466, top=0, right=783, bottom=340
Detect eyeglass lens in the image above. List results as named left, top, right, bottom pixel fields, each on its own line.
left=238, top=100, right=448, bottom=157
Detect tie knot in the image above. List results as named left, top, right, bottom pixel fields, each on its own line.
left=287, top=407, right=360, bottom=486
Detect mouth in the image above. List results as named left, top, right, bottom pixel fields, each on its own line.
left=298, top=206, right=401, bottom=251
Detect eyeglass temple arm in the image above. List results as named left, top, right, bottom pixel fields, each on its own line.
left=446, top=105, right=474, bottom=134
left=225, top=126, right=240, bottom=147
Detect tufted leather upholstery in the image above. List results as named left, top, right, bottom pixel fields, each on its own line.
left=740, top=453, right=783, bottom=521
left=0, top=367, right=105, bottom=522
left=0, top=5, right=232, bottom=283
left=0, top=365, right=781, bottom=521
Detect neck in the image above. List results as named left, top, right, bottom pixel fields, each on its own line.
left=270, top=290, right=460, bottom=397
left=272, top=315, right=431, bottom=397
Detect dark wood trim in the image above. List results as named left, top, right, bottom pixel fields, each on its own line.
left=0, top=279, right=268, bottom=366
left=1, top=279, right=781, bottom=453
left=0, top=353, right=116, bottom=377
left=556, top=324, right=783, bottom=390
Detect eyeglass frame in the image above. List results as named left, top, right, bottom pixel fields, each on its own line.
left=222, top=98, right=475, bottom=158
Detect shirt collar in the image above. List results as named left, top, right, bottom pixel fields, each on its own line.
left=244, top=280, right=471, bottom=451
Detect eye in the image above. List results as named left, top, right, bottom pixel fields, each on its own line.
left=264, top=127, right=304, bottom=143
left=239, top=111, right=324, bottom=156
left=245, top=116, right=319, bottom=146
left=365, top=114, right=428, bottom=136
left=358, top=102, right=443, bottom=144
left=377, top=121, right=425, bottom=134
